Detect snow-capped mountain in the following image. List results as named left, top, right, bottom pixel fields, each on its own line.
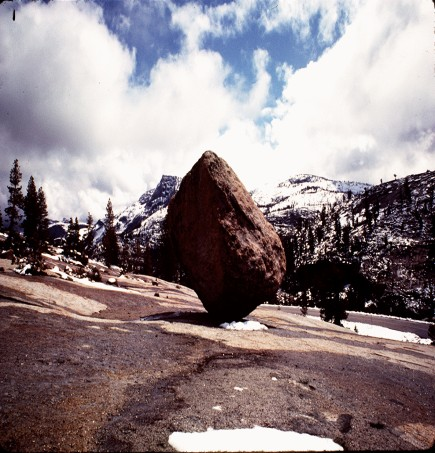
left=94, top=175, right=181, bottom=246
left=251, top=174, right=371, bottom=232
left=95, top=173, right=368, bottom=247
left=286, top=170, right=435, bottom=318
left=51, top=168, right=434, bottom=318
left=251, top=174, right=370, bottom=209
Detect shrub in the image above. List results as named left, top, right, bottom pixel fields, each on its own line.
left=86, top=266, right=102, bottom=282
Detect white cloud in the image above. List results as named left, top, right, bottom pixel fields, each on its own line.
left=0, top=0, right=432, bottom=223
left=170, top=2, right=211, bottom=52
left=170, top=0, right=258, bottom=51
left=0, top=1, right=134, bottom=153
left=0, top=0, right=272, bottom=220
left=261, top=0, right=361, bottom=43
left=267, top=0, right=435, bottom=183
left=0, top=1, right=137, bottom=218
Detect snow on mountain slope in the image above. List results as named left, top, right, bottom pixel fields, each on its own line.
left=99, top=173, right=369, bottom=246
left=94, top=175, right=181, bottom=245
left=251, top=174, right=370, bottom=210
left=250, top=174, right=371, bottom=232
left=288, top=170, right=435, bottom=317
left=86, top=169, right=434, bottom=318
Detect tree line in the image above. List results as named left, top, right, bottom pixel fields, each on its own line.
left=1, top=159, right=49, bottom=272
left=1, top=159, right=176, bottom=278
left=277, top=176, right=435, bottom=323
left=1, top=159, right=125, bottom=273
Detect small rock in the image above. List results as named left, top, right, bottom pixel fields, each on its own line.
left=337, top=414, right=353, bottom=433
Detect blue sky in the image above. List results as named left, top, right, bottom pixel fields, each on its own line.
left=0, top=0, right=433, bottom=220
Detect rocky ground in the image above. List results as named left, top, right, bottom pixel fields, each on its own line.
left=0, top=258, right=434, bottom=452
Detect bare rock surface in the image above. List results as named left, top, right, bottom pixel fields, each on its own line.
left=167, top=151, right=286, bottom=321
left=0, top=258, right=434, bottom=451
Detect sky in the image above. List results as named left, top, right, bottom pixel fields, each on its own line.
left=0, top=0, right=434, bottom=221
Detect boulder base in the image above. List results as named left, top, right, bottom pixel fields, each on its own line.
left=167, top=151, right=286, bottom=321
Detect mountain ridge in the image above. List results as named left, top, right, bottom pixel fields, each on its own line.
left=92, top=173, right=372, bottom=244
left=48, top=168, right=434, bottom=319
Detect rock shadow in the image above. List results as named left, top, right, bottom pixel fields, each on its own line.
left=140, top=311, right=220, bottom=327
left=140, top=311, right=276, bottom=330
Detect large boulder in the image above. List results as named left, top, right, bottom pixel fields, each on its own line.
left=167, top=151, right=286, bottom=321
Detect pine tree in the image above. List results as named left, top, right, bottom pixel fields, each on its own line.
left=23, top=176, right=39, bottom=251
left=307, top=225, right=315, bottom=254
left=342, top=224, right=351, bottom=256
left=102, top=198, right=119, bottom=267
left=22, top=177, right=49, bottom=269
left=320, top=206, right=327, bottom=227
left=64, top=218, right=74, bottom=255
left=334, top=213, right=341, bottom=244
left=82, top=212, right=95, bottom=258
left=403, top=177, right=412, bottom=204
left=143, top=244, right=153, bottom=275
left=320, top=291, right=348, bottom=326
left=363, top=196, right=372, bottom=232
left=37, top=187, right=49, bottom=247
left=64, top=217, right=80, bottom=257
left=5, top=159, right=24, bottom=253
left=131, top=238, right=144, bottom=274
left=74, top=217, right=81, bottom=252
left=120, top=240, right=131, bottom=273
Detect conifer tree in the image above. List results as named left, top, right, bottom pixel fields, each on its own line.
left=307, top=225, right=315, bottom=254
left=315, top=225, right=323, bottom=244
left=334, top=213, right=341, bottom=244
left=82, top=212, right=95, bottom=258
left=102, top=198, right=119, bottom=267
left=74, top=217, right=80, bottom=251
left=403, top=177, right=412, bottom=204
left=5, top=159, right=24, bottom=252
left=143, top=244, right=153, bottom=275
left=120, top=240, right=131, bottom=273
left=64, top=218, right=74, bottom=255
left=320, top=206, right=327, bottom=227
left=37, top=187, right=49, bottom=246
left=342, top=224, right=351, bottom=256
left=23, top=176, right=39, bottom=251
left=131, top=238, right=144, bottom=274
left=64, top=217, right=80, bottom=257
left=22, top=177, right=49, bottom=267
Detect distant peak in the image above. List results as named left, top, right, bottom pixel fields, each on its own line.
left=287, top=174, right=325, bottom=184
left=159, top=174, right=180, bottom=182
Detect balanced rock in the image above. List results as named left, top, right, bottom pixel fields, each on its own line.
left=167, top=151, right=286, bottom=321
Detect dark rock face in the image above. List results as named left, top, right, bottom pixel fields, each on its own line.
left=167, top=151, right=286, bottom=321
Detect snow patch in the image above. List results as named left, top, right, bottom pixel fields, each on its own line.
left=168, top=426, right=343, bottom=452
left=341, top=320, right=432, bottom=345
left=220, top=321, right=268, bottom=331
left=14, top=264, right=33, bottom=275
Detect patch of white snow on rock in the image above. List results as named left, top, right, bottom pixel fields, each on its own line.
left=168, top=426, right=343, bottom=452
left=219, top=320, right=268, bottom=331
left=341, top=320, right=432, bottom=345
